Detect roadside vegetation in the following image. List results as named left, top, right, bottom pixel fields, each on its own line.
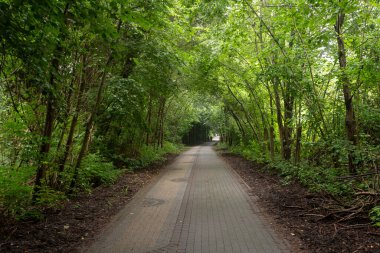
left=0, top=0, right=195, bottom=219
left=0, top=0, right=379, bottom=239
left=206, top=0, right=380, bottom=228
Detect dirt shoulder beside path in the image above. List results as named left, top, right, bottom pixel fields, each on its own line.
left=221, top=152, right=380, bottom=253
left=0, top=154, right=177, bottom=253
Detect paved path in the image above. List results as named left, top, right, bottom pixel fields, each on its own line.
left=85, top=144, right=289, bottom=253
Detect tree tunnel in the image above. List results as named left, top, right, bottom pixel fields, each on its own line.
left=182, top=122, right=212, bottom=146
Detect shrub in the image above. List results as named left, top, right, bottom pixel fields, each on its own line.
left=34, top=186, right=67, bottom=207
left=0, top=166, right=34, bottom=216
left=369, top=206, right=380, bottom=227
left=270, top=160, right=353, bottom=196
left=77, top=153, right=122, bottom=189
left=137, top=142, right=182, bottom=169
left=229, top=141, right=268, bottom=163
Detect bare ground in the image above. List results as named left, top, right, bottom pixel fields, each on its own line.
left=221, top=152, right=380, bottom=253
left=0, top=154, right=177, bottom=253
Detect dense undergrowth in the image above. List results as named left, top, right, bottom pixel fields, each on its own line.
left=217, top=142, right=380, bottom=226
left=0, top=142, right=182, bottom=219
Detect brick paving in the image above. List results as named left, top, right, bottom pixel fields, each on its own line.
left=85, top=145, right=289, bottom=253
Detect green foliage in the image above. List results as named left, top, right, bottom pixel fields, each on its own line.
left=77, top=154, right=122, bottom=189
left=0, top=166, right=34, bottom=216
left=34, top=187, right=67, bottom=208
left=359, top=105, right=380, bottom=144
left=369, top=206, right=380, bottom=227
left=226, top=144, right=354, bottom=196
left=133, top=142, right=182, bottom=169
left=216, top=142, right=229, bottom=150
left=230, top=142, right=268, bottom=163
left=0, top=0, right=195, bottom=216
left=270, top=160, right=354, bottom=196
left=17, top=208, right=45, bottom=221
left=0, top=0, right=379, bottom=221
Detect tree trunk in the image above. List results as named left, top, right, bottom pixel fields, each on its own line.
left=32, top=2, right=71, bottom=201
left=58, top=55, right=87, bottom=175
left=56, top=83, right=74, bottom=155
left=273, top=79, right=286, bottom=159
left=335, top=11, right=358, bottom=175
left=283, top=87, right=294, bottom=161
left=269, top=126, right=275, bottom=159
left=227, top=85, right=260, bottom=141
left=154, top=98, right=165, bottom=148
left=159, top=98, right=166, bottom=148
left=294, top=125, right=302, bottom=165
left=146, top=94, right=153, bottom=146
left=153, top=99, right=162, bottom=148
left=229, top=108, right=246, bottom=142
left=269, top=95, right=276, bottom=159
left=33, top=96, right=55, bottom=200
left=70, top=54, right=112, bottom=190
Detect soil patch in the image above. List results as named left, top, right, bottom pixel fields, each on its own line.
left=0, top=154, right=177, bottom=253
left=221, top=151, right=380, bottom=253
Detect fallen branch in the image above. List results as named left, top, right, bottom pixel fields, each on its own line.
left=302, top=213, right=325, bottom=217
left=337, top=172, right=380, bottom=180
left=366, top=232, right=380, bottom=237
left=337, top=223, right=371, bottom=230
left=355, top=192, right=380, bottom=196
left=282, top=205, right=304, bottom=209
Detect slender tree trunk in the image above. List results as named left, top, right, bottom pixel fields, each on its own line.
left=70, top=54, right=112, bottom=190
left=56, top=84, right=74, bottom=155
left=245, top=81, right=270, bottom=152
left=269, top=126, right=275, bottom=158
left=229, top=108, right=246, bottom=142
left=58, top=55, right=87, bottom=175
left=33, top=2, right=71, bottom=201
left=153, top=99, right=162, bottom=148
left=146, top=94, right=153, bottom=146
left=294, top=125, right=302, bottom=165
left=227, top=85, right=260, bottom=141
left=269, top=95, right=275, bottom=159
left=273, top=79, right=285, bottom=158
left=283, top=87, right=294, bottom=161
left=335, top=11, right=358, bottom=175
left=159, top=98, right=166, bottom=148
left=293, top=100, right=302, bottom=165
left=33, top=53, right=61, bottom=201
left=33, top=96, right=55, bottom=200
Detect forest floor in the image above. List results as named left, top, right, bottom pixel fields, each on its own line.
left=0, top=154, right=178, bottom=253
left=221, top=151, right=380, bottom=253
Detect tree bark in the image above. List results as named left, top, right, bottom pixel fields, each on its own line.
left=146, top=94, right=153, bottom=146
left=283, top=86, right=294, bottom=161
left=294, top=125, right=302, bottom=165
left=269, top=126, right=275, bottom=158
left=70, top=54, right=113, bottom=191
left=33, top=95, right=55, bottom=200
left=272, top=79, right=285, bottom=158
left=228, top=107, right=246, bottom=142
left=33, top=2, right=71, bottom=201
left=58, top=55, right=87, bottom=175
left=154, top=97, right=166, bottom=148
left=227, top=85, right=260, bottom=141
left=56, top=82, right=74, bottom=155
left=159, top=98, right=166, bottom=148
left=335, top=11, right=358, bottom=175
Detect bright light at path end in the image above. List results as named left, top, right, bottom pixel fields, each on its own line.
left=212, top=135, right=220, bottom=141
